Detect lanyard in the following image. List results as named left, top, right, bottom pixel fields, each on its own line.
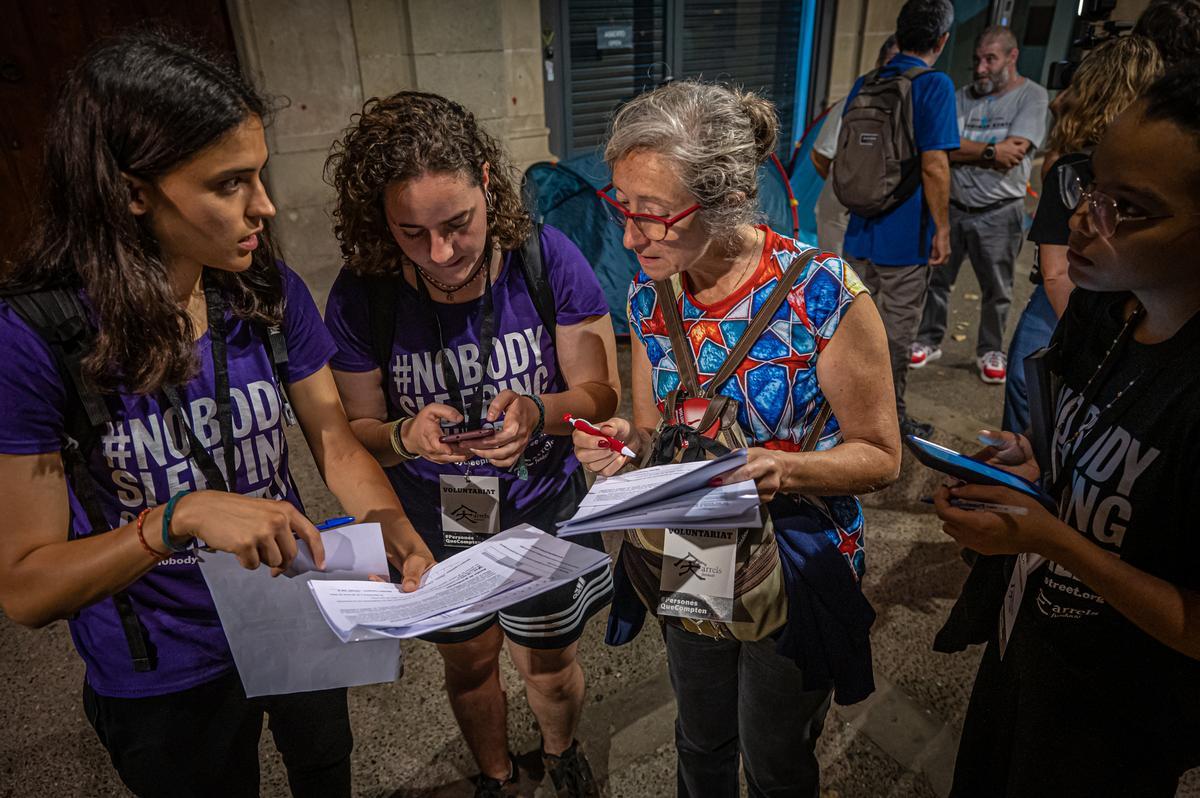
left=162, top=280, right=236, bottom=494
left=413, top=254, right=497, bottom=429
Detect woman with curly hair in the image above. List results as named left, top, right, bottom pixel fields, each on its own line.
left=0, top=31, right=434, bottom=797
left=1002, top=35, right=1162, bottom=433
left=323, top=92, right=619, bottom=798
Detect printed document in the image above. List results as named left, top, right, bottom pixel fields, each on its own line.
left=198, top=522, right=401, bottom=698
left=308, top=525, right=610, bottom=642
left=556, top=450, right=761, bottom=536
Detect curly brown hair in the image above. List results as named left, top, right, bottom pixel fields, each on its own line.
left=326, top=92, right=532, bottom=277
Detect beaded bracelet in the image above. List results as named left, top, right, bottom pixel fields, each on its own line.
left=524, top=394, right=545, bottom=440
left=161, top=490, right=195, bottom=553
left=134, top=507, right=164, bottom=560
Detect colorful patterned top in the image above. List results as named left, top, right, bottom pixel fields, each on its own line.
left=627, top=226, right=870, bottom=577
left=627, top=225, right=868, bottom=453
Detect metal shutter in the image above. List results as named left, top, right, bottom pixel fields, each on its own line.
left=565, top=0, right=668, bottom=157
left=680, top=0, right=804, bottom=156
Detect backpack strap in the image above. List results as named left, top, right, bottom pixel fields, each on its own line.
left=366, top=274, right=404, bottom=418
left=654, top=274, right=703, bottom=397
left=3, top=287, right=154, bottom=671
left=705, top=248, right=820, bottom=397
left=518, top=222, right=557, bottom=345
left=262, top=322, right=297, bottom=426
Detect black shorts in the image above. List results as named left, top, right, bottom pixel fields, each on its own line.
left=418, top=469, right=614, bottom=649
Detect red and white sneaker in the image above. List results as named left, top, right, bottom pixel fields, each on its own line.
left=976, top=351, right=1007, bottom=384
left=909, top=342, right=942, bottom=369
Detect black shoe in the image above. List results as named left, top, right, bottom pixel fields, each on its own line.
left=473, top=754, right=520, bottom=798
left=900, top=416, right=934, bottom=439
left=543, top=740, right=602, bottom=798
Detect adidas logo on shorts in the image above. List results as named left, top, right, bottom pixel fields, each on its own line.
left=572, top=577, right=585, bottom=600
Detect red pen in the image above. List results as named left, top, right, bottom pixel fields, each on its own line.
left=563, top=414, right=638, bottom=458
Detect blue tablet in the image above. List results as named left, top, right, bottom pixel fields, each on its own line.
left=904, top=435, right=1057, bottom=512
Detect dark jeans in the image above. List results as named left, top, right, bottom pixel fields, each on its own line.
left=83, top=671, right=352, bottom=798
left=662, top=623, right=833, bottom=798
left=1001, top=285, right=1058, bottom=434
left=918, top=200, right=1024, bottom=356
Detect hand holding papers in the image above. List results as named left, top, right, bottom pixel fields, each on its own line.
left=308, top=526, right=610, bottom=642
left=198, top=522, right=401, bottom=697
left=555, top=449, right=761, bottom=536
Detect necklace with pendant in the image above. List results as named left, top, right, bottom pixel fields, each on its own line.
left=416, top=248, right=489, bottom=301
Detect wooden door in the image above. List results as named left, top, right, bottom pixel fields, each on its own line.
left=0, top=0, right=238, bottom=265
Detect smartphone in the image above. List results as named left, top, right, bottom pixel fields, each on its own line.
left=439, top=427, right=499, bottom=444
left=903, top=435, right=1057, bottom=513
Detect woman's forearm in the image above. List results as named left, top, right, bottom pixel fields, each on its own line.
left=538, top=382, right=620, bottom=436
left=779, top=439, right=901, bottom=496
left=320, top=437, right=432, bottom=565
left=1046, top=528, right=1200, bottom=661
left=348, top=417, right=404, bottom=468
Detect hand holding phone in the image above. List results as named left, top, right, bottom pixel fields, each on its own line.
left=438, top=416, right=503, bottom=444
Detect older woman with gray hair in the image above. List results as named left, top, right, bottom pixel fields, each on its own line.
left=574, top=81, right=901, bottom=797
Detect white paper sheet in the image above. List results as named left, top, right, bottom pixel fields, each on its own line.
left=198, top=522, right=401, bottom=697
left=308, top=525, right=611, bottom=641
left=556, top=450, right=762, bottom=535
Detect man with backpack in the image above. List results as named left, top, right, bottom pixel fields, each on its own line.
left=835, top=0, right=958, bottom=438
left=911, top=26, right=1048, bottom=385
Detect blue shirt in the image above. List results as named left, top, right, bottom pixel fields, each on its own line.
left=841, top=54, right=958, bottom=266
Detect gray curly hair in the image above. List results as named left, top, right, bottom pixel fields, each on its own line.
left=604, top=80, right=779, bottom=251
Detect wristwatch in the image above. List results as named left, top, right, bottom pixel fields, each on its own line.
left=983, top=143, right=997, bottom=162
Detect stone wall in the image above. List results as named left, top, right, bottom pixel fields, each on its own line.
left=227, top=0, right=552, bottom=299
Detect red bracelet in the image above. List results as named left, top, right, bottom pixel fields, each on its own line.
left=135, top=508, right=164, bottom=560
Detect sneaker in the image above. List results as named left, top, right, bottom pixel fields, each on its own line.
left=909, top=342, right=943, bottom=368
left=474, top=754, right=520, bottom=798
left=900, top=416, right=934, bottom=439
left=976, top=351, right=1007, bottom=384
left=543, top=740, right=602, bottom=798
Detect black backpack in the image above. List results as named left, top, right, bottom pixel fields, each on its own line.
left=833, top=66, right=932, bottom=218
left=1, top=285, right=291, bottom=673
left=365, top=223, right=557, bottom=415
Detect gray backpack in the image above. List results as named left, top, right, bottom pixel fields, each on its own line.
left=832, top=66, right=931, bottom=218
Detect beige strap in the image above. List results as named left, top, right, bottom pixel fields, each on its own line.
left=705, top=248, right=820, bottom=398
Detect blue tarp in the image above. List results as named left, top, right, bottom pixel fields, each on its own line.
left=524, top=132, right=828, bottom=334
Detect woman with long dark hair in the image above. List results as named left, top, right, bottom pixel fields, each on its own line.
left=0, top=31, right=434, bottom=797
left=323, top=92, right=619, bottom=798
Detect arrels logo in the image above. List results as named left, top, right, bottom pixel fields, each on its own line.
left=672, top=553, right=721, bottom=581
left=449, top=505, right=488, bottom=525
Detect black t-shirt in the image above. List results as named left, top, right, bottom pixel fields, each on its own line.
left=953, top=289, right=1200, bottom=795
left=1027, top=152, right=1091, bottom=284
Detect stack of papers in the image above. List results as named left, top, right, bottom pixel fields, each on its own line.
left=556, top=449, right=761, bottom=536
left=198, top=523, right=401, bottom=697
left=308, top=525, right=610, bottom=642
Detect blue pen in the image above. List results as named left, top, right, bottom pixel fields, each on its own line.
left=315, top=516, right=355, bottom=531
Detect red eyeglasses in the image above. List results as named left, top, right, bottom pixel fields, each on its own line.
left=596, top=183, right=701, bottom=241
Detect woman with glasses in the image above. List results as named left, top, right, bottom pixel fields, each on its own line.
left=322, top=92, right=618, bottom=798
left=935, top=64, right=1200, bottom=796
left=1002, top=36, right=1162, bottom=434
left=575, top=81, right=901, bottom=797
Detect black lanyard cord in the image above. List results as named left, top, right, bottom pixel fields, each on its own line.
left=413, top=247, right=497, bottom=429
left=162, top=278, right=236, bottom=494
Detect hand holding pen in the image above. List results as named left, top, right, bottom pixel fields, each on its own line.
left=563, top=414, right=638, bottom=458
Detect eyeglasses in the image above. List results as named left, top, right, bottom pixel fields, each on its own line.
left=1059, top=162, right=1176, bottom=239
left=596, top=184, right=701, bottom=241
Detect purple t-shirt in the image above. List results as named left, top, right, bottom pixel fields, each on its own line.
left=324, top=225, right=608, bottom=549
left=0, top=263, right=336, bottom=698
